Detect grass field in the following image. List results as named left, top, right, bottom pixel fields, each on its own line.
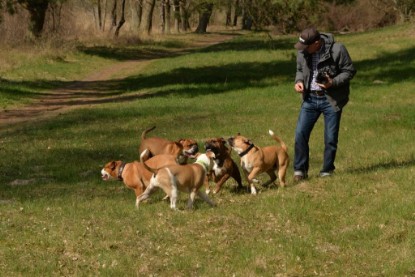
left=1, top=24, right=415, bottom=276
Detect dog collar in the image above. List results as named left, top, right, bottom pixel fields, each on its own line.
left=118, top=162, right=126, bottom=181
left=239, top=144, right=254, bottom=157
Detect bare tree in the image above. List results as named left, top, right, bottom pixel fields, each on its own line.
left=180, top=0, right=190, bottom=31
left=233, top=0, right=241, bottom=26
left=97, top=0, right=103, bottom=29
left=139, top=0, right=156, bottom=34
left=241, top=0, right=252, bottom=30
left=17, top=0, right=50, bottom=37
left=114, top=0, right=126, bottom=37
left=165, top=0, right=171, bottom=33
left=173, top=0, right=180, bottom=32
left=110, top=0, right=117, bottom=29
left=160, top=0, right=172, bottom=34
left=49, top=1, right=64, bottom=32
left=195, top=1, right=213, bottom=33
left=225, top=0, right=232, bottom=26
left=130, top=0, right=143, bottom=31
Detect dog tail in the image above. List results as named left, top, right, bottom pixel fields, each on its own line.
left=268, top=130, right=288, bottom=152
left=141, top=126, right=156, bottom=140
left=140, top=149, right=158, bottom=175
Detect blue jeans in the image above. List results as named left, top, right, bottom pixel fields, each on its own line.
left=294, top=94, right=342, bottom=176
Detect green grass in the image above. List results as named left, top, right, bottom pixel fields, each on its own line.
left=1, top=25, right=415, bottom=276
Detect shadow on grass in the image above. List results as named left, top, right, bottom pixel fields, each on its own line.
left=0, top=59, right=295, bottom=111
left=347, top=157, right=415, bottom=174
left=76, top=32, right=293, bottom=61
left=353, top=46, right=415, bottom=84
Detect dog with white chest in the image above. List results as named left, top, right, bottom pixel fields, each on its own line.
left=228, top=130, right=289, bottom=195
left=204, top=137, right=244, bottom=194
left=137, top=151, right=217, bottom=210
left=101, top=154, right=178, bottom=208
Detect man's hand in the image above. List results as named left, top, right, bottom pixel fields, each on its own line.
left=317, top=73, right=333, bottom=89
left=294, top=82, right=304, bottom=93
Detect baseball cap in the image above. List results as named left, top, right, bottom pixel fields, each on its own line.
left=294, top=27, right=321, bottom=50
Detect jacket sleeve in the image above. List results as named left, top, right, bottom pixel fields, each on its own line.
left=332, top=43, right=356, bottom=87
left=295, top=53, right=305, bottom=84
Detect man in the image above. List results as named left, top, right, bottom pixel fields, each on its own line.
left=293, top=27, right=356, bottom=182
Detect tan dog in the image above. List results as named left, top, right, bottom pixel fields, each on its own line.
left=204, top=137, right=244, bottom=194
left=138, top=126, right=199, bottom=164
left=101, top=154, right=177, bottom=207
left=137, top=151, right=217, bottom=210
left=228, top=130, right=289, bottom=195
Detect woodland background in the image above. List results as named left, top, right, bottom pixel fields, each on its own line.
left=1, top=0, right=415, bottom=45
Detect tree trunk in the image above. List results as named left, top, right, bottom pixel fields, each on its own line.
left=49, top=1, right=63, bottom=32
left=102, top=0, right=109, bottom=31
left=97, top=0, right=103, bottom=30
left=195, top=2, right=213, bottom=33
left=20, top=0, right=49, bottom=37
left=165, top=0, right=171, bottom=34
left=241, top=0, right=252, bottom=30
left=131, top=0, right=143, bottom=31
left=173, top=0, right=180, bottom=33
left=233, top=0, right=240, bottom=26
left=160, top=0, right=166, bottom=33
left=225, top=0, right=232, bottom=26
left=114, top=0, right=126, bottom=37
left=139, top=0, right=156, bottom=35
left=180, top=0, right=189, bottom=31
left=111, top=0, right=117, bottom=29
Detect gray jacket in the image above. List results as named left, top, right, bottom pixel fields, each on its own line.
left=295, top=33, right=356, bottom=111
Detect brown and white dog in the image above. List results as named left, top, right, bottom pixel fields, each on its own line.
left=101, top=154, right=177, bottom=207
left=137, top=151, right=217, bottom=210
left=138, top=126, right=199, bottom=164
left=228, top=130, right=289, bottom=195
left=204, top=137, right=244, bottom=194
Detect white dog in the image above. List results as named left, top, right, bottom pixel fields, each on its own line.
left=138, top=151, right=217, bottom=210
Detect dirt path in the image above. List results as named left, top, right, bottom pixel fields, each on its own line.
left=0, top=33, right=235, bottom=128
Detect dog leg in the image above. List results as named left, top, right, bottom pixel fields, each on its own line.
left=136, top=184, right=154, bottom=207
left=247, top=168, right=262, bottom=195
left=278, top=161, right=289, bottom=187
left=197, top=190, right=216, bottom=207
left=187, top=190, right=196, bottom=209
left=170, top=185, right=178, bottom=210
left=213, top=173, right=231, bottom=194
left=230, top=164, right=244, bottom=191
left=204, top=175, right=211, bottom=194
left=262, top=170, right=277, bottom=187
left=168, top=173, right=179, bottom=210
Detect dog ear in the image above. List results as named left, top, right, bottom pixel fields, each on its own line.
left=244, top=138, right=252, bottom=145
left=110, top=161, right=118, bottom=171
left=220, top=137, right=227, bottom=144
left=237, top=132, right=241, bottom=136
